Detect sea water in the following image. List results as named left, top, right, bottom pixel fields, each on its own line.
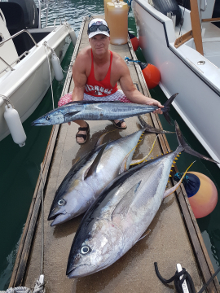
left=0, top=0, right=219, bottom=290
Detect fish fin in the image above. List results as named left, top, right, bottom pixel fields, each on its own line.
left=120, top=134, right=158, bottom=171
left=163, top=161, right=195, bottom=198
left=64, top=111, right=80, bottom=120
left=119, top=132, right=147, bottom=173
left=138, top=115, right=174, bottom=134
left=130, top=135, right=158, bottom=166
left=84, top=143, right=107, bottom=180
left=95, top=130, right=117, bottom=147
left=175, top=121, right=219, bottom=164
left=162, top=93, right=178, bottom=125
left=119, top=153, right=130, bottom=174
left=135, top=229, right=151, bottom=243
left=111, top=180, right=142, bottom=219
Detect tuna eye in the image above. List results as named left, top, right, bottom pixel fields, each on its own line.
left=46, top=116, right=50, bottom=121
left=81, top=245, right=90, bottom=255
left=58, top=199, right=66, bottom=206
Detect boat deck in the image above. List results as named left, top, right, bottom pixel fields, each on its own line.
left=9, top=16, right=220, bottom=293
left=202, top=22, right=220, bottom=67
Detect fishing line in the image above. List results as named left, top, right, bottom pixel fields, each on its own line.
left=44, top=42, right=55, bottom=110
left=197, top=266, right=220, bottom=293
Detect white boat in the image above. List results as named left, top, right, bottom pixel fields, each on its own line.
left=0, top=0, right=76, bottom=146
left=132, top=0, right=220, bottom=166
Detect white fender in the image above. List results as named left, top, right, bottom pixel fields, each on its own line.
left=51, top=52, right=64, bottom=81
left=4, top=104, right=26, bottom=147
left=70, top=29, right=77, bottom=46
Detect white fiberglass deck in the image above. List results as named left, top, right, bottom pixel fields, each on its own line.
left=202, top=22, right=220, bottom=67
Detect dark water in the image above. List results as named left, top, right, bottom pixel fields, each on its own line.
left=0, top=0, right=219, bottom=290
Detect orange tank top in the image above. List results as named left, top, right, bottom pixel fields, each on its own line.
left=84, top=49, right=118, bottom=97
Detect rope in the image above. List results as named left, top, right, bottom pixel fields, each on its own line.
left=0, top=287, right=31, bottom=293
left=43, top=42, right=55, bottom=110
left=197, top=266, right=220, bottom=293
left=124, top=57, right=140, bottom=63
left=0, top=94, right=15, bottom=108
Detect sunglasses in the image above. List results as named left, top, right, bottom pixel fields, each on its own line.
left=87, top=24, right=110, bottom=35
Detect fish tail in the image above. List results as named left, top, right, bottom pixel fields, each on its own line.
left=175, top=121, right=219, bottom=164
left=137, top=115, right=174, bottom=134
left=162, top=93, right=178, bottom=125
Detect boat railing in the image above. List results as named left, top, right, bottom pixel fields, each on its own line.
left=0, top=51, right=29, bottom=75
left=37, top=0, right=50, bottom=28
left=36, top=0, right=67, bottom=28
left=0, top=29, right=38, bottom=74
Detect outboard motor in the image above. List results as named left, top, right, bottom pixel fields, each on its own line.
left=152, top=0, right=182, bottom=26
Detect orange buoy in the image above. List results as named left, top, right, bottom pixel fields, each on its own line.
left=128, top=32, right=139, bottom=51
left=139, top=62, right=161, bottom=89
left=174, top=172, right=218, bottom=218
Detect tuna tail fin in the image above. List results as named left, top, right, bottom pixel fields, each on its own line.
left=137, top=115, right=174, bottom=134
left=162, top=93, right=178, bottom=125
left=175, top=121, right=219, bottom=164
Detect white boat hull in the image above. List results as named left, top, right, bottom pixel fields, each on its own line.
left=132, top=0, right=220, bottom=166
left=0, top=24, right=71, bottom=142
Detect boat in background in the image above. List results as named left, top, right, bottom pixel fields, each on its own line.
left=0, top=0, right=76, bottom=145
left=132, top=0, right=220, bottom=167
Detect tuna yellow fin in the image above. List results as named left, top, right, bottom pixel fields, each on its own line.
left=163, top=161, right=195, bottom=198
left=130, top=135, right=158, bottom=166
left=118, top=131, right=148, bottom=173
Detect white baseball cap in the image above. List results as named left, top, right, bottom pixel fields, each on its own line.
left=87, top=18, right=110, bottom=39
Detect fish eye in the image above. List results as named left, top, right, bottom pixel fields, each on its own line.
left=58, top=199, right=66, bottom=206
left=46, top=116, right=50, bottom=121
left=81, top=245, right=91, bottom=255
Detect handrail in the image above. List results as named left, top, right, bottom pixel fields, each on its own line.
left=0, top=29, right=38, bottom=48
left=202, top=17, right=220, bottom=22
left=0, top=51, right=29, bottom=75
left=174, top=30, right=193, bottom=48
left=0, top=57, right=15, bottom=71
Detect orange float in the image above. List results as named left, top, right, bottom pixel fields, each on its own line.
left=174, top=172, right=218, bottom=218
left=128, top=32, right=139, bottom=51
left=139, top=62, right=161, bottom=89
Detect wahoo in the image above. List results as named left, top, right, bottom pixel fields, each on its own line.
left=66, top=121, right=218, bottom=278
left=31, top=93, right=178, bottom=126
left=48, top=116, right=172, bottom=226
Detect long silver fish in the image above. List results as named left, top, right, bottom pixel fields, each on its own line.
left=31, top=93, right=178, bottom=126
left=48, top=116, right=172, bottom=226
left=66, top=121, right=218, bottom=278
